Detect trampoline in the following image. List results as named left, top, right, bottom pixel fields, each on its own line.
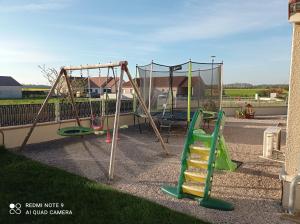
left=136, top=60, right=223, bottom=125
left=151, top=110, right=216, bottom=121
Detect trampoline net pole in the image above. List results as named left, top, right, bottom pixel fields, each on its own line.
left=188, top=60, right=192, bottom=124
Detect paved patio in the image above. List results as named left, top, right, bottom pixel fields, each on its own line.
left=19, top=116, right=292, bottom=224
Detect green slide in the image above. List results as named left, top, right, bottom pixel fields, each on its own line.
left=215, top=135, right=237, bottom=171
left=161, top=109, right=234, bottom=211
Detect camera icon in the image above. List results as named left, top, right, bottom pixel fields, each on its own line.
left=9, top=203, right=22, bottom=215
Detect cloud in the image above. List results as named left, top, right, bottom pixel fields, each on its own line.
left=58, top=24, right=131, bottom=37
left=0, top=0, right=70, bottom=12
left=143, top=0, right=287, bottom=43
left=0, top=39, right=63, bottom=63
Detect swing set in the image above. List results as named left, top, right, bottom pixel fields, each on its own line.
left=20, top=61, right=169, bottom=180
left=57, top=64, right=118, bottom=138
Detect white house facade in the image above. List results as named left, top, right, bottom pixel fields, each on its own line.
left=0, top=76, right=22, bottom=99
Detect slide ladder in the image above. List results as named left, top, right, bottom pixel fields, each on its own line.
left=161, top=109, right=234, bottom=211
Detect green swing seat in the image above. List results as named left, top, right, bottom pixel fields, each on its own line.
left=57, top=126, right=94, bottom=137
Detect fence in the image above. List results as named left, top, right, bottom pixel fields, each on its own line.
left=222, top=96, right=288, bottom=107
left=0, top=100, right=133, bottom=127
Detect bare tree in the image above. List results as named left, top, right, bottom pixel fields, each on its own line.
left=69, top=77, right=87, bottom=97
left=39, top=65, right=88, bottom=98
left=39, top=65, right=66, bottom=96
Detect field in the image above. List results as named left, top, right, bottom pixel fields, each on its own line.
left=0, top=148, right=207, bottom=224
left=224, top=88, right=263, bottom=97
left=22, top=88, right=50, bottom=91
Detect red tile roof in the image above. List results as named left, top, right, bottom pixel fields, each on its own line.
left=106, top=77, right=119, bottom=88
left=88, top=77, right=120, bottom=89
left=89, top=77, right=110, bottom=88
left=122, top=78, right=140, bottom=88
left=122, top=77, right=202, bottom=89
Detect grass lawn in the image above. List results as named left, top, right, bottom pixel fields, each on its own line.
left=0, top=98, right=59, bottom=105
left=0, top=149, right=208, bottom=224
left=224, top=89, right=264, bottom=97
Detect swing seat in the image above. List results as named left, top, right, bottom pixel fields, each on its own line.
left=92, top=125, right=103, bottom=131
left=91, top=115, right=104, bottom=131
left=57, top=126, right=94, bottom=136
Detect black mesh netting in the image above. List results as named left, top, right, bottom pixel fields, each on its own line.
left=136, top=61, right=222, bottom=119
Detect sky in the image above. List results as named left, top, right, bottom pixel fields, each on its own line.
left=0, top=0, right=292, bottom=85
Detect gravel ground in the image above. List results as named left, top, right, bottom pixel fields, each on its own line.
left=19, top=116, right=292, bottom=224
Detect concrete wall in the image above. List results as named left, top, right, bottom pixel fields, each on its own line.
left=283, top=21, right=300, bottom=213
left=0, top=86, right=22, bottom=98
left=286, top=23, right=300, bottom=176
left=0, top=113, right=135, bottom=149
left=223, top=106, right=287, bottom=117
left=282, top=180, right=300, bottom=212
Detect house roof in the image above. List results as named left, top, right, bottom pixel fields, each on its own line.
left=152, top=77, right=188, bottom=88
left=122, top=78, right=140, bottom=88
left=122, top=77, right=203, bottom=89
left=0, top=76, right=22, bottom=86
left=89, top=77, right=110, bottom=88
left=106, top=77, right=119, bottom=88
left=89, top=77, right=120, bottom=89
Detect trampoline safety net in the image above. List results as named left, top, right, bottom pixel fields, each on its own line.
left=136, top=61, right=222, bottom=121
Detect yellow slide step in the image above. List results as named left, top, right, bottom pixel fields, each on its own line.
left=187, top=159, right=208, bottom=169
left=189, top=145, right=210, bottom=156
left=184, top=171, right=206, bottom=183
left=182, top=183, right=204, bottom=197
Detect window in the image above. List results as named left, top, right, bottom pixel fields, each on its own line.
left=104, top=88, right=112, bottom=93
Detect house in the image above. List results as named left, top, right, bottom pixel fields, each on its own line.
left=62, top=76, right=120, bottom=97
left=122, top=78, right=140, bottom=94
left=122, top=77, right=206, bottom=97
left=89, top=77, right=120, bottom=95
left=0, top=76, right=22, bottom=98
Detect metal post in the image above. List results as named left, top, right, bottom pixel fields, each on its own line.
left=210, top=56, right=216, bottom=100
left=148, top=60, right=153, bottom=112
left=187, top=59, right=192, bottom=124
left=108, top=65, right=124, bottom=180
left=133, top=65, right=138, bottom=113
left=20, top=69, right=64, bottom=150
left=220, top=62, right=224, bottom=110
left=197, top=70, right=201, bottom=108
left=169, top=67, right=174, bottom=115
